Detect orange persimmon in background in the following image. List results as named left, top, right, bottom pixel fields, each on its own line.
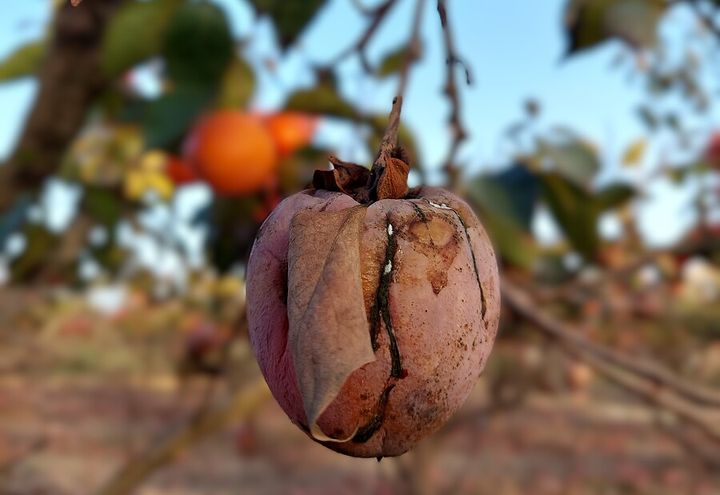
left=262, top=112, right=318, bottom=157
left=184, top=111, right=277, bottom=195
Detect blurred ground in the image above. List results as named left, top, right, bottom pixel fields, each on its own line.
left=0, top=288, right=718, bottom=495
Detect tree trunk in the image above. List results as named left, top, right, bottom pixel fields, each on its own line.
left=0, top=0, right=124, bottom=213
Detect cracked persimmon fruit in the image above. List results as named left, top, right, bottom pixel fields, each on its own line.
left=246, top=145, right=500, bottom=458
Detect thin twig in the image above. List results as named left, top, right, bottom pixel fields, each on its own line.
left=396, top=0, right=425, bottom=99
left=0, top=437, right=48, bottom=477
left=375, top=0, right=425, bottom=160
left=436, top=0, right=471, bottom=188
left=502, top=279, right=720, bottom=408
left=368, top=0, right=425, bottom=190
left=95, top=379, right=270, bottom=495
left=502, top=279, right=720, bottom=443
left=687, top=0, right=720, bottom=39
left=326, top=0, right=398, bottom=72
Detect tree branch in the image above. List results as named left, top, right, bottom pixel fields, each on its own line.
left=95, top=379, right=270, bottom=495
left=0, top=0, right=122, bottom=214
left=502, top=279, right=720, bottom=408
left=366, top=0, right=425, bottom=198
left=502, top=279, right=720, bottom=444
left=325, top=0, right=398, bottom=72
left=687, top=0, right=720, bottom=39
left=436, top=0, right=471, bottom=188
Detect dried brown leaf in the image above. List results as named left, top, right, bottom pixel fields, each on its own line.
left=287, top=205, right=376, bottom=441
left=377, top=157, right=409, bottom=200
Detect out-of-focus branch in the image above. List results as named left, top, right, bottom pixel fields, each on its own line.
left=502, top=279, right=720, bottom=408
left=502, top=279, right=720, bottom=443
left=436, top=0, right=471, bottom=189
left=374, top=0, right=424, bottom=157
left=0, top=0, right=122, bottom=214
left=687, top=0, right=720, bottom=39
left=368, top=0, right=424, bottom=188
left=325, top=0, right=398, bottom=72
left=0, top=437, right=48, bottom=478
left=95, top=379, right=270, bottom=495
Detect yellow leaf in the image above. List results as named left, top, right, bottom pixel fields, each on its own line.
left=140, top=150, right=168, bottom=172
left=144, top=171, right=175, bottom=201
left=124, top=170, right=147, bottom=201
left=622, top=138, right=647, bottom=166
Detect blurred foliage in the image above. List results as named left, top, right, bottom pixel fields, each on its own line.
left=0, top=0, right=715, bottom=335
left=0, top=40, right=46, bottom=82
left=0, top=2, right=719, bottom=493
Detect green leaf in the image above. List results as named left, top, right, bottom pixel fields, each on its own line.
left=376, top=43, right=416, bottom=78
left=468, top=164, right=540, bottom=231
left=101, top=0, right=183, bottom=78
left=285, top=83, right=359, bottom=120
left=163, top=1, right=234, bottom=86
left=142, top=85, right=215, bottom=148
left=540, top=172, right=600, bottom=259
left=83, top=187, right=125, bottom=228
left=0, top=40, right=45, bottom=82
left=478, top=210, right=538, bottom=269
left=0, top=196, right=33, bottom=249
left=595, top=183, right=636, bottom=211
left=217, top=56, right=255, bottom=108
left=248, top=0, right=328, bottom=50
left=537, top=133, right=600, bottom=187
left=564, top=0, right=666, bottom=56
left=10, top=225, right=59, bottom=282
left=466, top=166, right=540, bottom=268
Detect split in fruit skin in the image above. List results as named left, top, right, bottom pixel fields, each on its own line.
left=245, top=97, right=500, bottom=457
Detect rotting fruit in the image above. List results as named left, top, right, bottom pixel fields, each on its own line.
left=246, top=109, right=500, bottom=458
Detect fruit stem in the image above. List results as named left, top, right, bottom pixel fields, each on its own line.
left=377, top=95, right=403, bottom=159
left=367, top=96, right=408, bottom=201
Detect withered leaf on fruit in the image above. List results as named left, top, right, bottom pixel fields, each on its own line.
left=246, top=105, right=500, bottom=458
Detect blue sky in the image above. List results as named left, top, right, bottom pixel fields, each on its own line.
left=0, top=0, right=711, bottom=253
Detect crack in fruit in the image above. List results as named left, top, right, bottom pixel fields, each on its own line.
left=433, top=201, right=487, bottom=321
left=409, top=201, right=429, bottom=226
left=351, top=382, right=396, bottom=443
left=355, top=217, right=405, bottom=445
left=370, top=218, right=403, bottom=377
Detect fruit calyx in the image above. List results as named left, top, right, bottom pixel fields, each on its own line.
left=311, top=97, right=410, bottom=204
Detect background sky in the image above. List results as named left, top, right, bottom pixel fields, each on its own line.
left=0, top=0, right=713, bottom=254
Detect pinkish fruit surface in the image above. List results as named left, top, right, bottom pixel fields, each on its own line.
left=246, top=187, right=500, bottom=457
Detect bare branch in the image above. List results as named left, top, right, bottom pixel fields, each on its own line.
left=436, top=0, right=471, bottom=188
left=502, top=279, right=720, bottom=444
left=502, top=279, right=720, bottom=408
left=95, top=380, right=270, bottom=495
left=687, top=0, right=720, bottom=39
left=326, top=0, right=398, bottom=72
left=0, top=0, right=123, bottom=213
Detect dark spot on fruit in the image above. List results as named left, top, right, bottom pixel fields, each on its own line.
left=408, top=206, right=460, bottom=295
left=352, top=382, right=396, bottom=443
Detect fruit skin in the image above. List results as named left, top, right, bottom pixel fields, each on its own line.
left=246, top=187, right=500, bottom=457
left=183, top=111, right=277, bottom=195
left=262, top=112, right=318, bottom=157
